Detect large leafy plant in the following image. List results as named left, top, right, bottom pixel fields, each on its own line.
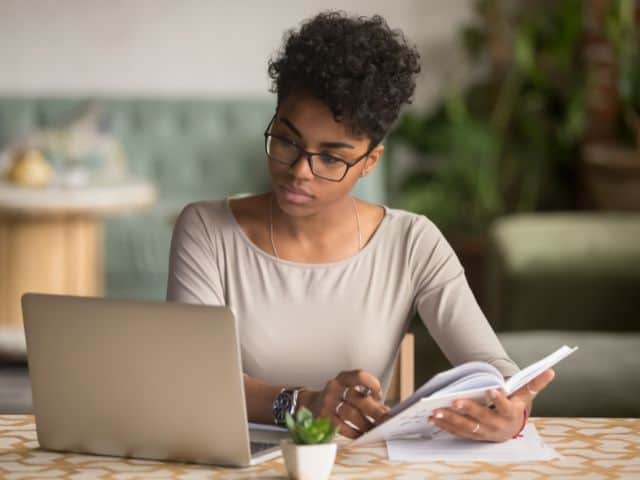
left=285, top=408, right=338, bottom=445
left=388, top=0, right=586, bottom=235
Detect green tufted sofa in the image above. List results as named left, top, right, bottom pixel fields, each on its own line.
left=0, top=97, right=386, bottom=302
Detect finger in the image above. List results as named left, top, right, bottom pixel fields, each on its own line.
left=336, top=370, right=382, bottom=400
left=488, top=388, right=517, bottom=419
left=330, top=414, right=360, bottom=439
left=336, top=400, right=371, bottom=433
left=513, top=369, right=556, bottom=401
left=429, top=409, right=489, bottom=441
left=343, top=389, right=390, bottom=424
left=452, top=398, right=500, bottom=426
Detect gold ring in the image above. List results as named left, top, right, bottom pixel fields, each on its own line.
left=472, top=422, right=480, bottom=434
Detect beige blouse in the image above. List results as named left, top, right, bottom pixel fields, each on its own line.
left=166, top=197, right=519, bottom=397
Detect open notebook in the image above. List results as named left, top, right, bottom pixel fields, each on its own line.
left=349, top=345, right=578, bottom=447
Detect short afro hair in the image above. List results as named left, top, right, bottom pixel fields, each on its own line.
left=268, top=11, right=421, bottom=146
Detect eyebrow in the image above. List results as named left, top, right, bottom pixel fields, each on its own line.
left=279, top=117, right=355, bottom=150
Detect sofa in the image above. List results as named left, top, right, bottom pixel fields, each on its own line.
left=0, top=97, right=386, bottom=302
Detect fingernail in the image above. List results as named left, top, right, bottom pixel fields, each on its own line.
left=454, top=401, right=464, bottom=410
left=489, top=389, right=497, bottom=399
left=365, top=415, right=376, bottom=424
left=435, top=411, right=444, bottom=419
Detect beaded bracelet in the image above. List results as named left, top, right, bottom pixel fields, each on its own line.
left=512, top=407, right=529, bottom=439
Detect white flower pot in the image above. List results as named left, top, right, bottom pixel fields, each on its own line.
left=280, top=439, right=337, bottom=480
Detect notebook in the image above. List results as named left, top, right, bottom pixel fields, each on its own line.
left=350, top=345, right=578, bottom=447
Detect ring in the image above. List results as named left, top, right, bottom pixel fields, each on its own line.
left=342, top=387, right=350, bottom=401
left=527, top=384, right=539, bottom=396
left=354, top=385, right=372, bottom=396
left=344, top=419, right=362, bottom=432
left=335, top=401, right=345, bottom=416
left=472, top=422, right=480, bottom=434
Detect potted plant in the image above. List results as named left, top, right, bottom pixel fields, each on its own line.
left=280, top=407, right=339, bottom=480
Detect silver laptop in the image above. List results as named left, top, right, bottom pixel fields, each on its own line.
left=21, top=293, right=287, bottom=467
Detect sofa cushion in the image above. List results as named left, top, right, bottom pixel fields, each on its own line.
left=498, top=330, right=640, bottom=417
left=488, top=213, right=640, bottom=332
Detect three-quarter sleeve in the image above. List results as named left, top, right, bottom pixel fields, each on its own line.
left=409, top=217, right=519, bottom=377
left=166, top=203, right=225, bottom=306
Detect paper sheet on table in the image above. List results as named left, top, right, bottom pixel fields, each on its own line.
left=386, top=424, right=559, bottom=462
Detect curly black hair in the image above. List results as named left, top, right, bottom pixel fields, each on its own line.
left=268, top=11, right=421, bottom=147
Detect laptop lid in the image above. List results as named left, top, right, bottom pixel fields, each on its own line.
left=22, top=293, right=272, bottom=467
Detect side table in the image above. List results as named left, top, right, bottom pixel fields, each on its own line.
left=0, top=179, right=155, bottom=333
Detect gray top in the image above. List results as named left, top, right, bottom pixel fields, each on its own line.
left=166, top=198, right=519, bottom=397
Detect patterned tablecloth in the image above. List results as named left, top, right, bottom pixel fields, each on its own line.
left=0, top=416, right=639, bottom=479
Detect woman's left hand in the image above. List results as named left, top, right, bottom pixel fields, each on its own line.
left=428, top=369, right=555, bottom=442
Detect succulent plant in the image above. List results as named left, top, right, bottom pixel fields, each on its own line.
left=285, top=407, right=339, bottom=445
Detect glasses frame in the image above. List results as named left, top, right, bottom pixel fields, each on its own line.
left=263, top=114, right=377, bottom=182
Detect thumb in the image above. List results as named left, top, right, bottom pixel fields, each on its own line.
left=513, top=369, right=555, bottom=401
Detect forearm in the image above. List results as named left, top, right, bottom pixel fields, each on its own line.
left=244, top=374, right=285, bottom=424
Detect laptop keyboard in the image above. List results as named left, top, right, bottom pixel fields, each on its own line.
left=250, top=441, right=278, bottom=455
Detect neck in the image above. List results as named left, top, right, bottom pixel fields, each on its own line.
left=271, top=193, right=356, bottom=239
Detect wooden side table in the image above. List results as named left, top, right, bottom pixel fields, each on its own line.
left=0, top=180, right=155, bottom=331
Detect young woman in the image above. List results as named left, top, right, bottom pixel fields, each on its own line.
left=167, top=11, right=554, bottom=441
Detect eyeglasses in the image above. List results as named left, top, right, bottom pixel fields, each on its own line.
left=263, top=114, right=375, bottom=182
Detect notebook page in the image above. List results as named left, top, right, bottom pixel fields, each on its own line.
left=388, top=361, right=501, bottom=416
left=504, top=345, right=578, bottom=395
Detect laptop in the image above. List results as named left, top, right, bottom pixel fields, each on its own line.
left=21, top=293, right=287, bottom=467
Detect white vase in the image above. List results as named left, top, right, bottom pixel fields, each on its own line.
left=280, top=439, right=337, bottom=480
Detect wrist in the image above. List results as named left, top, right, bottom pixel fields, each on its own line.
left=297, top=389, right=317, bottom=413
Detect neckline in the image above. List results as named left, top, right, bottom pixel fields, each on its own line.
left=223, top=195, right=390, bottom=269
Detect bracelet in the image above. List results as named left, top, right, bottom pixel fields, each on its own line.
left=512, top=407, right=529, bottom=439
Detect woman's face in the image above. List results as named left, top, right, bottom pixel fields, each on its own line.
left=267, top=91, right=383, bottom=217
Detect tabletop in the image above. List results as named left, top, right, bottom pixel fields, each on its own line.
left=0, top=416, right=638, bottom=479
left=0, top=178, right=155, bottom=215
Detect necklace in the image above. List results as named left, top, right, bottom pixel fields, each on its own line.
left=269, top=193, right=362, bottom=259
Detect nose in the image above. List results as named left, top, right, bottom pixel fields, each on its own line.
left=288, top=153, right=315, bottom=180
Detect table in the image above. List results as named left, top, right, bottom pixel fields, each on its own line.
left=0, top=179, right=155, bottom=330
left=0, top=416, right=638, bottom=479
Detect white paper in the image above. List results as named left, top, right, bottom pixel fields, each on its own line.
left=386, top=424, right=560, bottom=462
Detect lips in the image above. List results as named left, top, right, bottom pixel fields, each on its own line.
left=281, top=184, right=313, bottom=198
left=279, top=184, right=314, bottom=205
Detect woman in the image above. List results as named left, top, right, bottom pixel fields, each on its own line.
left=167, top=11, right=554, bottom=441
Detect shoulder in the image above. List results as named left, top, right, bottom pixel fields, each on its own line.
left=383, top=205, right=446, bottom=249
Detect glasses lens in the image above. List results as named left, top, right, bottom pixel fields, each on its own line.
left=266, top=136, right=299, bottom=165
left=266, top=135, right=348, bottom=181
left=310, top=155, right=348, bottom=181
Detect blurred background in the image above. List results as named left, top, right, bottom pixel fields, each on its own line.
left=0, top=0, right=638, bottom=419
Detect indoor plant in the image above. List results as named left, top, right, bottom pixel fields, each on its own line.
left=281, top=407, right=339, bottom=480
left=386, top=0, right=585, bottom=307
left=582, top=0, right=640, bottom=210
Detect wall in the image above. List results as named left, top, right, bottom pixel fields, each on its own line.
left=0, top=0, right=473, bottom=110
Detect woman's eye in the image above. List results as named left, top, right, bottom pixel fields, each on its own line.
left=319, top=153, right=341, bottom=164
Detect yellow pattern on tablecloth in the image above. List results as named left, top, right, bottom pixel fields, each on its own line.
left=0, top=416, right=639, bottom=479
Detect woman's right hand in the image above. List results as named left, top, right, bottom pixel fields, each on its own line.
left=298, top=370, right=390, bottom=439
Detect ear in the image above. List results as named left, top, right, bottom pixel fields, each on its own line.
left=360, top=144, right=384, bottom=177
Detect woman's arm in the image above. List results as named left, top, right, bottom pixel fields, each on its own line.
left=409, top=217, right=554, bottom=441
left=166, top=203, right=225, bottom=304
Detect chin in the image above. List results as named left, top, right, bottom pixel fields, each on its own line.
left=272, top=185, right=317, bottom=216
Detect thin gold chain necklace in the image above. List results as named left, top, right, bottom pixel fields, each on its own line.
left=269, top=193, right=362, bottom=259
